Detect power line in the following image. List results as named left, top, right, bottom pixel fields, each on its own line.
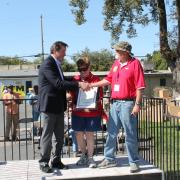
left=1, top=53, right=149, bottom=59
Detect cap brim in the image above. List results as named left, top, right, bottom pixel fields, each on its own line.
left=112, top=46, right=134, bottom=56
left=112, top=46, right=126, bottom=52
left=130, top=52, right=134, bottom=56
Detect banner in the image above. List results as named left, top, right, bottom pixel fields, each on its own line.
left=0, top=81, right=25, bottom=98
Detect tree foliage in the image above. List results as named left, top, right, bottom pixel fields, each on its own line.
left=69, top=0, right=179, bottom=65
left=0, top=49, right=114, bottom=72
left=61, top=59, right=76, bottom=72
left=69, top=0, right=89, bottom=25
left=0, top=56, right=30, bottom=65
left=146, top=51, right=168, bottom=70
left=71, top=48, right=114, bottom=71
left=69, top=0, right=180, bottom=94
left=69, top=0, right=159, bottom=42
left=33, top=57, right=42, bottom=64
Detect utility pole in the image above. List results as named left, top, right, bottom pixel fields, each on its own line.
left=40, top=15, right=45, bottom=62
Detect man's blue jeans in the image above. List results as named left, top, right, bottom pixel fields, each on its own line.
left=104, top=100, right=139, bottom=164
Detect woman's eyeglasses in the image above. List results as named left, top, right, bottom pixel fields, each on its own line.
left=78, top=66, right=89, bottom=72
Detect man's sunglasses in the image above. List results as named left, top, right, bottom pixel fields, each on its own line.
left=78, top=66, right=89, bottom=72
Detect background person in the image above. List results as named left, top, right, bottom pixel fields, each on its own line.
left=89, top=41, right=145, bottom=173
left=29, top=85, right=40, bottom=136
left=37, top=41, right=89, bottom=173
left=26, top=88, right=33, bottom=101
left=3, top=86, right=8, bottom=94
left=3, top=85, right=21, bottom=141
left=29, top=85, right=40, bottom=121
left=70, top=57, right=103, bottom=168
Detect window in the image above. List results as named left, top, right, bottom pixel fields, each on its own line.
left=26, top=81, right=32, bottom=93
left=160, top=78, right=166, bottom=86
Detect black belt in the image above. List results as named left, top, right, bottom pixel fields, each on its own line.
left=113, top=98, right=135, bottom=102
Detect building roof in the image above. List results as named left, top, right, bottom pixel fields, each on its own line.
left=0, top=69, right=172, bottom=79
left=0, top=70, right=109, bottom=78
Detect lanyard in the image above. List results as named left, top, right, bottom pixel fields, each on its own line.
left=115, top=63, right=121, bottom=83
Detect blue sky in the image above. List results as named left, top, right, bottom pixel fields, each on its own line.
left=0, top=0, right=159, bottom=61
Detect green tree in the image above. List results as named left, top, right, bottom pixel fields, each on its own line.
left=30, top=49, right=114, bottom=72
left=33, top=57, right=43, bottom=64
left=72, top=48, right=114, bottom=71
left=147, top=51, right=168, bottom=70
left=61, top=59, right=76, bottom=72
left=69, top=0, right=180, bottom=95
left=0, top=56, right=30, bottom=65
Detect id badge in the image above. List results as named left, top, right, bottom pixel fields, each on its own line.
left=114, top=84, right=120, bottom=92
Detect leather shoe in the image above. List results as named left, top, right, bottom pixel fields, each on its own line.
left=4, top=137, right=10, bottom=141
left=12, top=136, right=18, bottom=141
left=51, top=161, right=69, bottom=169
left=39, top=162, right=53, bottom=173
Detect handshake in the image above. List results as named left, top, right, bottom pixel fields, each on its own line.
left=78, top=82, right=93, bottom=91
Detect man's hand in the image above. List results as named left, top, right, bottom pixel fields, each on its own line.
left=79, top=82, right=90, bottom=91
left=131, top=104, right=141, bottom=116
left=66, top=92, right=72, bottom=101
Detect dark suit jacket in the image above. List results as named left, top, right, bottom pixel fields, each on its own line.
left=37, top=55, right=79, bottom=114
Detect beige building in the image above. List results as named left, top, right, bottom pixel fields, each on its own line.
left=144, top=70, right=173, bottom=97
left=0, top=66, right=173, bottom=98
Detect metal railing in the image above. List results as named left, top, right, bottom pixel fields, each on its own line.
left=138, top=97, right=180, bottom=180
left=0, top=99, right=43, bottom=160
left=174, top=99, right=180, bottom=107
left=0, top=97, right=179, bottom=180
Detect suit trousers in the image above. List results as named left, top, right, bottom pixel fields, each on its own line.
left=39, top=112, right=64, bottom=163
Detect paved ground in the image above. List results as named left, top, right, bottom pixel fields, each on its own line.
left=0, top=155, right=163, bottom=180
left=0, top=135, right=106, bottom=161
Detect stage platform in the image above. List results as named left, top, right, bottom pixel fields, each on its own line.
left=0, top=155, right=163, bottom=180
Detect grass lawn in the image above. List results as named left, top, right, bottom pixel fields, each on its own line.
left=138, top=118, right=180, bottom=177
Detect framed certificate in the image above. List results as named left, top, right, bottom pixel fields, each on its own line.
left=76, top=87, right=98, bottom=109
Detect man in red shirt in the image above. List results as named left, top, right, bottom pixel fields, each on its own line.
left=90, top=41, right=145, bottom=173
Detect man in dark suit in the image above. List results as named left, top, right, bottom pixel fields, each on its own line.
left=38, top=41, right=88, bottom=173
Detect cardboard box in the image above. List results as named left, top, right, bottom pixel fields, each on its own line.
left=159, top=89, right=171, bottom=98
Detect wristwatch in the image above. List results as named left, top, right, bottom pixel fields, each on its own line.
left=135, top=102, right=142, bottom=107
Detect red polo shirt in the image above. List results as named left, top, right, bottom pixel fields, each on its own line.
left=105, top=57, right=145, bottom=99
left=71, top=72, right=103, bottom=117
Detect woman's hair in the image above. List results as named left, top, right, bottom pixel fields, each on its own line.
left=76, top=56, right=90, bottom=68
